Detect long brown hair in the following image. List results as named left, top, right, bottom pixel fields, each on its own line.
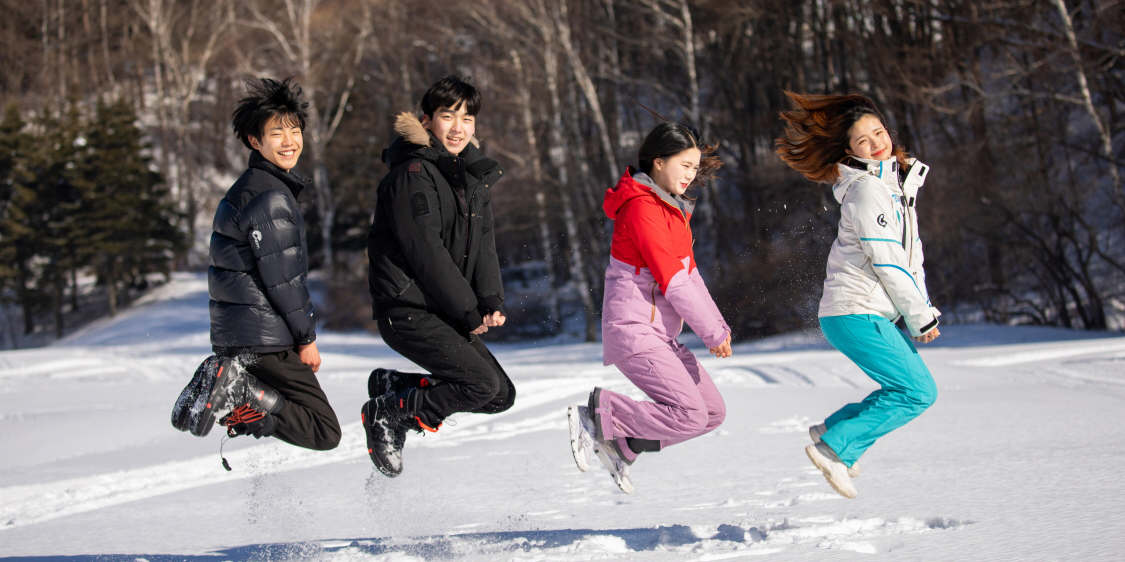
left=775, top=92, right=909, bottom=184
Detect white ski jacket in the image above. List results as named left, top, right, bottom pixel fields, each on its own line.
left=818, top=156, right=940, bottom=337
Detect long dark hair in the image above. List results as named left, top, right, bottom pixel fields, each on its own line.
left=774, top=92, right=909, bottom=183
left=637, top=121, right=721, bottom=193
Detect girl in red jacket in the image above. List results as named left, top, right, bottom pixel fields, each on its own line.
left=568, top=122, right=733, bottom=493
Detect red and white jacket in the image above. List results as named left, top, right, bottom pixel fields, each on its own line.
left=601, top=167, right=730, bottom=365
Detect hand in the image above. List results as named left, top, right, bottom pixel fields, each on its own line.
left=470, top=323, right=489, bottom=335
left=297, top=341, right=321, bottom=373
left=913, top=327, right=940, bottom=344
left=483, top=311, right=507, bottom=327
left=710, top=331, right=733, bottom=358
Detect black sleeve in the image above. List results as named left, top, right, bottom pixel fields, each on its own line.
left=385, top=167, right=483, bottom=330
left=472, top=195, right=505, bottom=316
left=243, top=190, right=315, bottom=345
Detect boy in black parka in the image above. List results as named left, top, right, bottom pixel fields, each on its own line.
left=363, top=75, right=515, bottom=477
left=201, top=77, right=340, bottom=450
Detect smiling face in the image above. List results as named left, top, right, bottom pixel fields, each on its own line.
left=423, top=103, right=476, bottom=155
left=249, top=114, right=303, bottom=171
left=650, top=147, right=702, bottom=196
left=846, top=114, right=893, bottom=161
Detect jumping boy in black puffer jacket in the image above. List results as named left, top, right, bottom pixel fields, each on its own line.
left=173, top=77, right=340, bottom=451
left=362, top=76, right=516, bottom=477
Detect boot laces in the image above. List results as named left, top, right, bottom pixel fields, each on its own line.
left=223, top=403, right=266, bottom=437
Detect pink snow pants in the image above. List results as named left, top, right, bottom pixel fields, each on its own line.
left=597, top=339, right=725, bottom=462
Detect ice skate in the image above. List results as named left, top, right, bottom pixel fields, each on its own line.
left=809, top=423, right=861, bottom=477
left=568, top=404, right=597, bottom=472
left=806, top=441, right=857, bottom=499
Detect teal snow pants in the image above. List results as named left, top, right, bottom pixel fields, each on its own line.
left=818, top=314, right=937, bottom=467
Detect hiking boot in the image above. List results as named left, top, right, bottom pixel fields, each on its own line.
left=568, top=404, right=597, bottom=472
left=182, top=357, right=273, bottom=437
left=806, top=441, right=858, bottom=499
left=367, top=368, right=433, bottom=399
left=594, top=437, right=634, bottom=494
left=362, top=388, right=440, bottom=477
left=223, top=410, right=279, bottom=439
left=809, top=424, right=860, bottom=477
left=214, top=363, right=285, bottom=438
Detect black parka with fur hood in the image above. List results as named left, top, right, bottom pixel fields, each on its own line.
left=367, top=112, right=505, bottom=331
left=209, top=151, right=316, bottom=354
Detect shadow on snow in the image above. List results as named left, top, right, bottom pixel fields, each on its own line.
left=0, top=524, right=762, bottom=562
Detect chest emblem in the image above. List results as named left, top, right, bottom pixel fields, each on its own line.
left=877, top=214, right=887, bottom=227
left=409, top=162, right=422, bottom=172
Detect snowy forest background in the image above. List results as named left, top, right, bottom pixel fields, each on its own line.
left=1, top=0, right=1123, bottom=348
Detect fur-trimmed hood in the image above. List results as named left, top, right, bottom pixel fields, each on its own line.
left=393, top=111, right=481, bottom=148
left=381, top=111, right=502, bottom=192
left=383, top=111, right=482, bottom=170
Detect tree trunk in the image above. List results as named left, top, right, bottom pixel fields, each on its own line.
left=544, top=31, right=598, bottom=342
left=1050, top=0, right=1123, bottom=211
left=512, top=48, right=561, bottom=332
left=105, top=258, right=118, bottom=317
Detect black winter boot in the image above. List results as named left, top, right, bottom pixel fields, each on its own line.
left=172, top=355, right=223, bottom=433
left=187, top=357, right=284, bottom=437
left=218, top=371, right=286, bottom=438
left=367, top=368, right=434, bottom=399
left=362, top=388, right=441, bottom=477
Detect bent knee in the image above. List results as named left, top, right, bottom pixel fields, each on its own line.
left=313, top=423, right=342, bottom=451
left=462, top=373, right=503, bottom=406
left=909, top=382, right=937, bottom=412
left=709, top=406, right=727, bottom=429
left=670, top=405, right=710, bottom=437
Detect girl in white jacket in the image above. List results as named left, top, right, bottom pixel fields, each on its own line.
left=776, top=92, right=940, bottom=499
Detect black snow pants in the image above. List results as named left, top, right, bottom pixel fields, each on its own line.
left=377, top=309, right=516, bottom=424
left=243, top=350, right=342, bottom=451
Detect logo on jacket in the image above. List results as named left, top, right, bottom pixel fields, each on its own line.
left=411, top=192, right=431, bottom=218
left=251, top=230, right=262, bottom=249
left=877, top=214, right=887, bottom=227
left=409, top=162, right=422, bottom=172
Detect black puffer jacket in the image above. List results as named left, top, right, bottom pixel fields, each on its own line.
left=210, top=151, right=316, bottom=354
left=368, top=112, right=505, bottom=331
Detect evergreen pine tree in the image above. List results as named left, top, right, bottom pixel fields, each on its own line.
left=80, top=98, right=185, bottom=315
left=0, top=103, right=37, bottom=336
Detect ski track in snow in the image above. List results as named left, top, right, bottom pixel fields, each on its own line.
left=2, top=272, right=1122, bottom=560
left=952, top=339, right=1125, bottom=367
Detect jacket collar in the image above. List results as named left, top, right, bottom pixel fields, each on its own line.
left=248, top=150, right=311, bottom=198
left=632, top=171, right=695, bottom=217
left=832, top=156, right=925, bottom=204
left=604, top=166, right=694, bottom=221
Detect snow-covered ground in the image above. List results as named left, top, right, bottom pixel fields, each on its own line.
left=1, top=272, right=1123, bottom=561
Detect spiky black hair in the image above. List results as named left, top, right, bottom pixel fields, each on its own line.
left=231, top=77, right=309, bottom=150
left=420, top=75, right=481, bottom=118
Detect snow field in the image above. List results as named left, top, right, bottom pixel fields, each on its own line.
left=1, top=272, right=1124, bottom=561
